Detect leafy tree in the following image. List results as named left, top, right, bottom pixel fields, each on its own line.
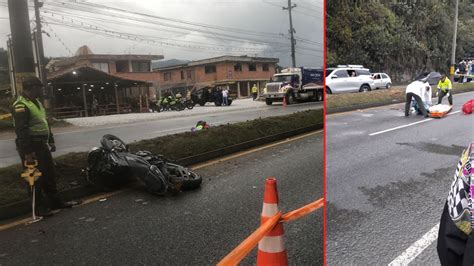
left=327, top=0, right=474, bottom=82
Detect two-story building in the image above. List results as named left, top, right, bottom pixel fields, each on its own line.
left=155, top=55, right=279, bottom=98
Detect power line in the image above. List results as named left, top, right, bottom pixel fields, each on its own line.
left=42, top=17, right=270, bottom=54
left=40, top=8, right=296, bottom=48
left=49, top=1, right=284, bottom=39
left=57, top=0, right=323, bottom=47
left=42, top=15, right=265, bottom=51
left=42, top=20, right=74, bottom=56
left=39, top=7, right=322, bottom=53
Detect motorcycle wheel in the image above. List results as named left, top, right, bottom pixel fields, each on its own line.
left=164, top=163, right=202, bottom=191
left=175, top=103, right=185, bottom=111
left=181, top=170, right=202, bottom=191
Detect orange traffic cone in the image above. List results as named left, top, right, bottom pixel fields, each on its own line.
left=282, top=97, right=287, bottom=107
left=257, top=178, right=288, bottom=266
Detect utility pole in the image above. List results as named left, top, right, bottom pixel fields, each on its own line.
left=33, top=0, right=46, bottom=87
left=7, top=0, right=36, bottom=95
left=33, top=0, right=51, bottom=113
left=283, top=0, right=297, bottom=67
left=450, top=0, right=459, bottom=82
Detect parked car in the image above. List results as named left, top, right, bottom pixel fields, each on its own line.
left=325, top=65, right=376, bottom=94
left=191, top=87, right=233, bottom=106
left=414, top=71, right=441, bottom=85
left=371, top=73, right=392, bottom=89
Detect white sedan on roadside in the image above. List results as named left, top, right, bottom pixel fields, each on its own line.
left=371, top=73, right=392, bottom=89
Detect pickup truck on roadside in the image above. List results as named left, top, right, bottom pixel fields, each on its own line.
left=262, top=67, right=324, bottom=105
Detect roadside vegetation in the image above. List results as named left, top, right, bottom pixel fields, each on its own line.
left=327, top=83, right=474, bottom=113
left=327, top=1, right=474, bottom=82
left=0, top=109, right=322, bottom=206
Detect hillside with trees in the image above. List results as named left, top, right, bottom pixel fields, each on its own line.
left=327, top=0, right=474, bottom=82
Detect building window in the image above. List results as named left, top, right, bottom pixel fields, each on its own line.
left=186, top=70, right=192, bottom=79
left=91, top=62, right=109, bottom=73
left=163, top=72, right=172, bottom=81
left=248, top=63, right=257, bottom=71
left=205, top=65, right=216, bottom=74
left=131, top=61, right=150, bottom=72
left=181, top=71, right=185, bottom=80
left=262, top=64, right=269, bottom=71
left=234, top=64, right=242, bottom=72
left=116, top=60, right=129, bottom=72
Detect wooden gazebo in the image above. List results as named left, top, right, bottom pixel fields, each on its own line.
left=47, top=66, right=149, bottom=118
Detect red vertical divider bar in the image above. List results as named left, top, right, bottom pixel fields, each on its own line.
left=323, top=0, right=327, bottom=265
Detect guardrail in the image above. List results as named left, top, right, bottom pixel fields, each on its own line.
left=218, top=178, right=324, bottom=265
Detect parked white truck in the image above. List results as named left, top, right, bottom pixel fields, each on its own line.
left=262, top=67, right=324, bottom=105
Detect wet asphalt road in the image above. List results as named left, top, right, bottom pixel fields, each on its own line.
left=0, top=101, right=321, bottom=168
left=326, top=91, right=474, bottom=265
left=0, top=132, right=323, bottom=265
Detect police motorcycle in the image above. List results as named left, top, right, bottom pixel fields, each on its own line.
left=86, top=135, right=202, bottom=195
left=158, top=94, right=185, bottom=112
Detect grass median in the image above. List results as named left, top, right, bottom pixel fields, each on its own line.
left=326, top=83, right=474, bottom=113
left=0, top=109, right=322, bottom=206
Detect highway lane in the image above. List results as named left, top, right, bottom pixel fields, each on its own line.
left=327, top=91, right=474, bottom=265
left=0, top=101, right=321, bottom=167
left=0, top=132, right=323, bottom=265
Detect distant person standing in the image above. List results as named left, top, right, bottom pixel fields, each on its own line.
left=251, top=84, right=258, bottom=100
left=92, top=96, right=99, bottom=116
left=437, top=74, right=453, bottom=105
left=222, top=88, right=229, bottom=106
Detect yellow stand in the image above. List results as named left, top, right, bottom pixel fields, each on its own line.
left=21, top=160, right=43, bottom=224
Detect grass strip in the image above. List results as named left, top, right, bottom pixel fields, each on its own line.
left=327, top=83, right=474, bottom=112
left=0, top=109, right=322, bottom=206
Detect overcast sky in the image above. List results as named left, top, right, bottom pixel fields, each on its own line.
left=0, top=0, right=323, bottom=67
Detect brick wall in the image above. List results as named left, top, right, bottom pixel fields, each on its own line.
left=157, top=61, right=277, bottom=87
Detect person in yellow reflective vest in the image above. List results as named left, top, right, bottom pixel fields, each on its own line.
left=251, top=84, right=258, bottom=101
left=437, top=74, right=453, bottom=105
left=12, top=77, right=78, bottom=217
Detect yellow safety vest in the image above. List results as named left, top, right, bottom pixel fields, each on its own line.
left=252, top=86, right=258, bottom=93
left=13, top=96, right=49, bottom=136
left=437, top=79, right=452, bottom=92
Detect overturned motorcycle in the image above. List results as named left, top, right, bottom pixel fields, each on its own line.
left=85, top=135, right=202, bottom=195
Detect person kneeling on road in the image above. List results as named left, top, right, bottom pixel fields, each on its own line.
left=405, top=79, right=431, bottom=117
left=437, top=74, right=453, bottom=106
left=12, top=77, right=79, bottom=217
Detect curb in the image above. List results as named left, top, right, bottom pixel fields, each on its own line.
left=326, top=86, right=474, bottom=114
left=0, top=123, right=323, bottom=222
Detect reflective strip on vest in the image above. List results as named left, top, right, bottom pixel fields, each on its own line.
left=13, top=96, right=49, bottom=136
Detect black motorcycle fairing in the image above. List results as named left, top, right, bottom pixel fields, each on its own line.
left=125, top=155, right=169, bottom=195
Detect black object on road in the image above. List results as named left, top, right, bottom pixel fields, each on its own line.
left=191, top=87, right=233, bottom=107
left=86, top=134, right=202, bottom=195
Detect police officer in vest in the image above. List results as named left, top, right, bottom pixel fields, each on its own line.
left=437, top=74, right=453, bottom=105
left=12, top=77, right=77, bottom=217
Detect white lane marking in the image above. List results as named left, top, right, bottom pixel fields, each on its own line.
left=388, top=223, right=439, bottom=266
left=369, top=110, right=461, bottom=136
left=447, top=110, right=461, bottom=116
left=369, top=119, right=433, bottom=136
